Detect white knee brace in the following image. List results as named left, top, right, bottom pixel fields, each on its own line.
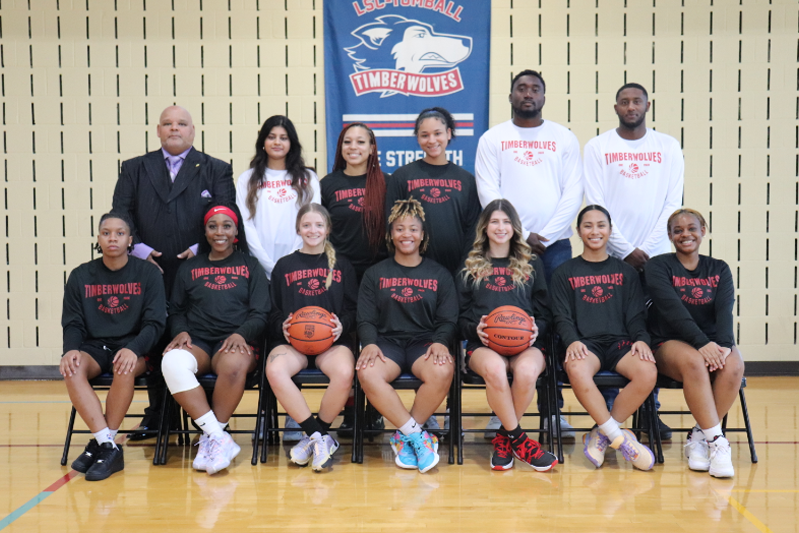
left=162, top=349, right=200, bottom=394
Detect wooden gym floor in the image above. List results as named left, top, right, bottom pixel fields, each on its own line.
left=0, top=377, right=796, bottom=532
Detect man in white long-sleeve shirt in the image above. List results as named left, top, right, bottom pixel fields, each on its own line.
left=475, top=70, right=583, bottom=439
left=583, top=83, right=684, bottom=440
left=583, top=82, right=684, bottom=270
left=475, top=70, right=584, bottom=285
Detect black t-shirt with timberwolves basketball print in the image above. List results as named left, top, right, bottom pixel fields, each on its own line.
left=62, top=257, right=166, bottom=357
left=550, top=256, right=650, bottom=347
left=386, top=160, right=482, bottom=275
left=321, top=170, right=389, bottom=280
left=169, top=250, right=270, bottom=344
left=357, top=257, right=458, bottom=347
left=457, top=256, right=551, bottom=344
left=645, top=253, right=735, bottom=349
left=268, top=250, right=358, bottom=343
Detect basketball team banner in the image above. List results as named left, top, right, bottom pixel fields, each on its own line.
left=324, top=0, right=491, bottom=174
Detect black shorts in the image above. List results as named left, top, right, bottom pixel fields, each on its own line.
left=464, top=339, right=545, bottom=367
left=582, top=338, right=634, bottom=372
left=376, top=336, right=434, bottom=373
left=72, top=339, right=128, bottom=374
left=193, top=337, right=262, bottom=360
left=267, top=335, right=354, bottom=359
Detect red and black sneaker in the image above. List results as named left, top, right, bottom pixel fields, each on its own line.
left=491, top=434, right=514, bottom=471
left=511, top=435, right=558, bottom=472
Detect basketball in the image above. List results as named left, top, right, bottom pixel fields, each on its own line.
left=483, top=305, right=533, bottom=356
left=287, top=306, right=336, bottom=355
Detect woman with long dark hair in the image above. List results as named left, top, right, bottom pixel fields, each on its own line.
left=236, top=115, right=320, bottom=280
left=321, top=122, right=388, bottom=282
left=161, top=203, right=269, bottom=475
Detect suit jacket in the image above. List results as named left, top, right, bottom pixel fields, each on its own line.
left=112, top=148, right=235, bottom=294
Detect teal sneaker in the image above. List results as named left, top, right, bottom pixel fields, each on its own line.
left=390, top=431, right=417, bottom=469
left=409, top=430, right=439, bottom=473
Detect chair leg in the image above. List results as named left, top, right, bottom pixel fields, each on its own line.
left=447, top=380, right=455, bottom=465
left=648, top=394, right=664, bottom=464
left=738, top=387, right=758, bottom=463
left=261, top=388, right=274, bottom=463
left=61, top=407, right=78, bottom=466
left=154, top=385, right=170, bottom=465
left=251, top=386, right=265, bottom=466
left=355, top=376, right=366, bottom=464
left=457, top=376, right=464, bottom=466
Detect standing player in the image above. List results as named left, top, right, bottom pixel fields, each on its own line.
left=646, top=209, right=742, bottom=477
left=112, top=105, right=235, bottom=439
left=583, top=82, right=684, bottom=439
left=61, top=213, right=166, bottom=481
left=266, top=203, right=357, bottom=472
left=475, top=69, right=583, bottom=437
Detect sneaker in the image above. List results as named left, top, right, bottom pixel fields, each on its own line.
left=336, top=404, right=355, bottom=439
left=642, top=414, right=673, bottom=441
left=611, top=429, right=655, bottom=471
left=708, top=436, right=734, bottom=478
left=583, top=427, right=611, bottom=468
left=283, top=416, right=302, bottom=443
left=84, top=442, right=124, bottom=481
left=685, top=427, right=710, bottom=471
left=510, top=434, right=558, bottom=472
left=206, top=432, right=241, bottom=475
left=389, top=431, right=417, bottom=470
left=423, top=415, right=440, bottom=432
left=484, top=415, right=502, bottom=439
left=490, top=434, right=514, bottom=471
left=193, top=434, right=211, bottom=471
left=408, top=431, right=440, bottom=473
left=543, top=415, right=577, bottom=440
left=71, top=439, right=100, bottom=473
left=290, top=434, right=314, bottom=467
left=311, top=433, right=340, bottom=472
left=366, top=405, right=385, bottom=431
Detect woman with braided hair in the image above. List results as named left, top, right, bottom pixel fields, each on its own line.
left=356, top=198, right=458, bottom=473
left=321, top=122, right=389, bottom=282
left=266, top=203, right=357, bottom=472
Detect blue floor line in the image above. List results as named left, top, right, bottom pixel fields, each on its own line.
left=0, top=492, right=51, bottom=530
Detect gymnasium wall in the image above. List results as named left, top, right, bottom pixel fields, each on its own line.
left=0, top=0, right=796, bottom=368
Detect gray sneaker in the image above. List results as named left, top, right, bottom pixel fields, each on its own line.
left=283, top=415, right=303, bottom=443
left=484, top=415, right=502, bottom=439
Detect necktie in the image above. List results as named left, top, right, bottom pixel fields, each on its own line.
left=167, top=155, right=181, bottom=181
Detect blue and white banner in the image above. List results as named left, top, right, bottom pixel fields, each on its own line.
left=324, top=1, right=491, bottom=174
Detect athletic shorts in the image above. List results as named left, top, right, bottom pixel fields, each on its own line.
left=464, top=339, right=545, bottom=368
left=71, top=339, right=128, bottom=374
left=267, top=335, right=353, bottom=359
left=581, top=338, right=634, bottom=372
left=376, top=336, right=434, bottom=374
left=193, top=337, right=261, bottom=360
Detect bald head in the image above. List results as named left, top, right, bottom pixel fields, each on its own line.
left=157, top=106, right=195, bottom=155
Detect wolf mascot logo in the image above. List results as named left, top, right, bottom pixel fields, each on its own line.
left=345, top=15, right=472, bottom=97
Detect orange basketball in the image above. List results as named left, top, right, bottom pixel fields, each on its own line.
left=483, top=305, right=533, bottom=356
left=287, top=306, right=335, bottom=355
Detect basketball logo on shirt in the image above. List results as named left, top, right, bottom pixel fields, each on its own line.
left=205, top=274, right=238, bottom=291
left=380, top=277, right=437, bottom=303
left=265, top=179, right=298, bottom=204
left=673, top=275, right=718, bottom=305
left=85, top=283, right=138, bottom=314
left=334, top=188, right=365, bottom=212
left=107, top=296, right=119, bottom=308
left=692, top=287, right=703, bottom=299
left=406, top=178, right=461, bottom=204
left=582, top=284, right=613, bottom=303
left=568, top=274, right=623, bottom=304
left=620, top=162, right=648, bottom=179
left=308, top=279, right=320, bottom=290
left=97, top=294, right=131, bottom=314
left=592, top=286, right=603, bottom=298
left=216, top=275, right=227, bottom=285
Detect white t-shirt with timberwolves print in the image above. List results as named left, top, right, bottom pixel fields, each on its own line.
left=583, top=128, right=684, bottom=260
left=475, top=119, right=584, bottom=245
left=235, top=167, right=320, bottom=280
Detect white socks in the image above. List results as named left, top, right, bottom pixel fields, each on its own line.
left=398, top=417, right=422, bottom=436
left=109, top=429, right=118, bottom=441
left=701, top=423, right=723, bottom=442
left=599, top=417, right=624, bottom=443
left=196, top=411, right=224, bottom=438
left=93, top=427, right=116, bottom=447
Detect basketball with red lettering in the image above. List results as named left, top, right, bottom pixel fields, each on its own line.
left=483, top=305, right=533, bottom=356
left=287, top=306, right=335, bottom=355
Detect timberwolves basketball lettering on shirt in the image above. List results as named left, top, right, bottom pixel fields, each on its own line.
left=262, top=179, right=297, bottom=204
left=284, top=267, right=343, bottom=297
left=405, top=178, right=462, bottom=204
left=190, top=265, right=250, bottom=292
left=333, top=188, right=366, bottom=212
left=484, top=266, right=527, bottom=293
left=672, top=275, right=720, bottom=306
left=380, top=276, right=439, bottom=303
left=84, top=282, right=142, bottom=314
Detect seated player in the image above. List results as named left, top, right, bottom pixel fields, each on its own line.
left=266, top=203, right=357, bottom=472
left=61, top=213, right=166, bottom=481
left=550, top=205, right=657, bottom=471
left=161, top=203, right=269, bottom=475
left=646, top=209, right=743, bottom=478
left=458, top=199, right=558, bottom=472
left=356, top=198, right=457, bottom=473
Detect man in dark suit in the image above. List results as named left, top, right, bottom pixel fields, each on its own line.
left=112, top=105, right=235, bottom=438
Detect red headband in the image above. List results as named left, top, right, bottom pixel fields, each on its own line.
left=204, top=206, right=239, bottom=227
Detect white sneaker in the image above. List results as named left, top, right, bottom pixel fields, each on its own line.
left=484, top=415, right=501, bottom=439
left=206, top=432, right=241, bottom=475
left=283, top=416, right=302, bottom=443
left=543, top=415, right=576, bottom=439
left=709, top=436, right=734, bottom=478
left=685, top=427, right=710, bottom=471
left=192, top=434, right=210, bottom=471
left=311, top=432, right=339, bottom=472
left=290, top=434, right=314, bottom=466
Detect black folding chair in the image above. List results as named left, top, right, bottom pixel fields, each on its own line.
left=61, top=372, right=169, bottom=467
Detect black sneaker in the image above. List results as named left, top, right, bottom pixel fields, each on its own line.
left=71, top=439, right=100, bottom=473
left=510, top=434, right=558, bottom=472
left=85, top=443, right=125, bottom=481
left=642, top=415, right=673, bottom=441
left=128, top=417, right=160, bottom=441
left=336, top=405, right=355, bottom=439
left=490, top=434, right=514, bottom=471
left=366, top=404, right=385, bottom=431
